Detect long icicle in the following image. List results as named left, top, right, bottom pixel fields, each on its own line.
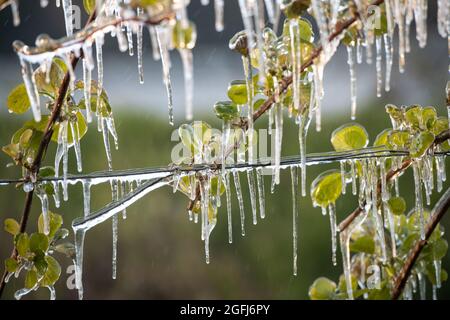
left=290, top=166, right=299, bottom=276
left=233, top=170, right=245, bottom=236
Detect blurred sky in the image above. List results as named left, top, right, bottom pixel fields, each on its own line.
left=0, top=0, right=448, bottom=122
left=0, top=1, right=449, bottom=300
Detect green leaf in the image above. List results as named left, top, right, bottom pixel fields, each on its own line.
left=308, top=277, right=336, bottom=300
left=7, top=84, right=30, bottom=114
left=83, top=0, right=96, bottom=14
left=38, top=212, right=63, bottom=239
left=387, top=196, right=406, bottom=216
left=4, top=218, right=20, bottom=235
left=409, top=131, right=435, bottom=158
left=40, top=256, right=61, bottom=287
left=29, top=233, right=49, bottom=253
left=373, top=129, right=392, bottom=147
left=331, top=123, right=369, bottom=152
left=387, top=130, right=411, bottom=149
left=432, top=239, right=448, bottom=260
left=214, top=101, right=239, bottom=121
left=227, top=80, right=248, bottom=105
left=172, top=20, right=197, bottom=50
left=338, top=274, right=358, bottom=295
left=350, top=235, right=375, bottom=254
left=310, top=170, right=342, bottom=208
left=16, top=233, right=29, bottom=257
left=33, top=251, right=48, bottom=276
left=5, top=258, right=19, bottom=273
left=34, top=60, right=65, bottom=97
left=39, top=166, right=55, bottom=178
left=25, top=270, right=38, bottom=289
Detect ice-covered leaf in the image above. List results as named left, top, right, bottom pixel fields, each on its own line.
left=350, top=235, right=375, bottom=254
left=388, top=196, right=406, bottom=216
left=33, top=251, right=48, bottom=276
left=387, top=130, right=411, bottom=149
left=34, top=60, right=65, bottom=97
left=331, top=123, right=369, bottom=152
left=283, top=0, right=311, bottom=19
left=409, top=131, right=435, bottom=158
left=7, top=84, right=30, bottom=114
left=29, top=233, right=49, bottom=253
left=40, top=256, right=61, bottom=287
left=25, top=270, right=38, bottom=289
left=38, top=166, right=55, bottom=178
left=311, top=170, right=342, bottom=208
left=373, top=129, right=392, bottom=147
left=5, top=258, right=19, bottom=273
left=38, top=212, right=62, bottom=239
left=16, top=233, right=29, bottom=257
left=172, top=21, right=197, bottom=50
left=227, top=80, right=248, bottom=105
left=83, top=0, right=96, bottom=14
left=432, top=238, right=448, bottom=260
left=214, top=101, right=239, bottom=121
left=4, top=218, right=20, bottom=235
left=308, top=277, right=336, bottom=300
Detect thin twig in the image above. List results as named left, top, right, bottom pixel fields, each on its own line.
left=0, top=10, right=98, bottom=299
left=338, top=129, right=450, bottom=232
left=392, top=187, right=450, bottom=300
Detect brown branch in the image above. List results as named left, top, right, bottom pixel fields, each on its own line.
left=0, top=10, right=98, bottom=299
left=338, top=129, right=450, bottom=232
left=391, top=186, right=450, bottom=300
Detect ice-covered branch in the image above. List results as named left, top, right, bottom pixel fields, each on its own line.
left=0, top=9, right=98, bottom=299
left=392, top=186, right=450, bottom=300
left=338, top=129, right=450, bottom=232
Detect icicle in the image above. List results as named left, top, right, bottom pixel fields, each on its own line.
left=413, top=161, right=425, bottom=240
left=156, top=26, right=174, bottom=125
left=14, top=283, right=39, bottom=300
left=328, top=202, right=337, bottom=266
left=290, top=166, right=299, bottom=276
left=62, top=53, right=76, bottom=91
left=350, top=160, right=357, bottom=195
left=432, top=285, right=437, bottom=300
left=225, top=172, right=233, bottom=243
left=54, top=121, right=69, bottom=201
left=95, top=34, right=104, bottom=114
left=311, top=0, right=329, bottom=51
left=137, top=16, right=144, bottom=84
left=383, top=34, right=393, bottom=92
left=418, top=272, right=426, bottom=300
left=243, top=55, right=255, bottom=164
left=126, top=24, right=134, bottom=56
left=384, top=201, right=397, bottom=258
left=73, top=228, right=86, bottom=300
left=434, top=260, right=442, bottom=289
left=256, top=167, right=265, bottom=219
left=232, top=170, right=245, bottom=236
left=238, top=0, right=255, bottom=67
left=298, top=114, right=310, bottom=197
left=121, top=180, right=127, bottom=219
left=247, top=169, right=258, bottom=225
left=148, top=26, right=160, bottom=61
left=111, top=181, right=119, bottom=280
left=290, top=18, right=301, bottom=111
left=214, top=0, right=224, bottom=32
left=253, top=1, right=265, bottom=81
left=82, top=181, right=91, bottom=217
left=82, top=59, right=92, bottom=123
left=10, top=0, right=20, bottom=26
left=41, top=0, right=49, bottom=8
left=394, top=0, right=406, bottom=73
left=37, top=188, right=50, bottom=235
left=356, top=38, right=363, bottom=64
left=179, top=49, right=194, bottom=120
left=370, top=159, right=387, bottom=262
left=70, top=121, right=83, bottom=172
left=375, top=36, right=383, bottom=97
left=274, top=103, right=283, bottom=184
left=19, top=57, right=41, bottom=122
left=264, top=0, right=275, bottom=24
left=380, top=158, right=388, bottom=201
left=62, top=0, right=73, bottom=36
left=53, top=181, right=60, bottom=208
left=346, top=45, right=357, bottom=120
left=47, top=286, right=56, bottom=300
left=100, top=117, right=113, bottom=170
left=340, top=161, right=346, bottom=195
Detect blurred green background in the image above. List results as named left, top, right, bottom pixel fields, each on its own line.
left=0, top=0, right=449, bottom=300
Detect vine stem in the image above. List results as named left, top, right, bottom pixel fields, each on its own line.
left=392, top=186, right=450, bottom=300
left=338, top=129, right=450, bottom=232
left=0, top=11, right=99, bottom=298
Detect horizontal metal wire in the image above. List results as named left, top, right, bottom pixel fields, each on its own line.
left=1, top=148, right=448, bottom=186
